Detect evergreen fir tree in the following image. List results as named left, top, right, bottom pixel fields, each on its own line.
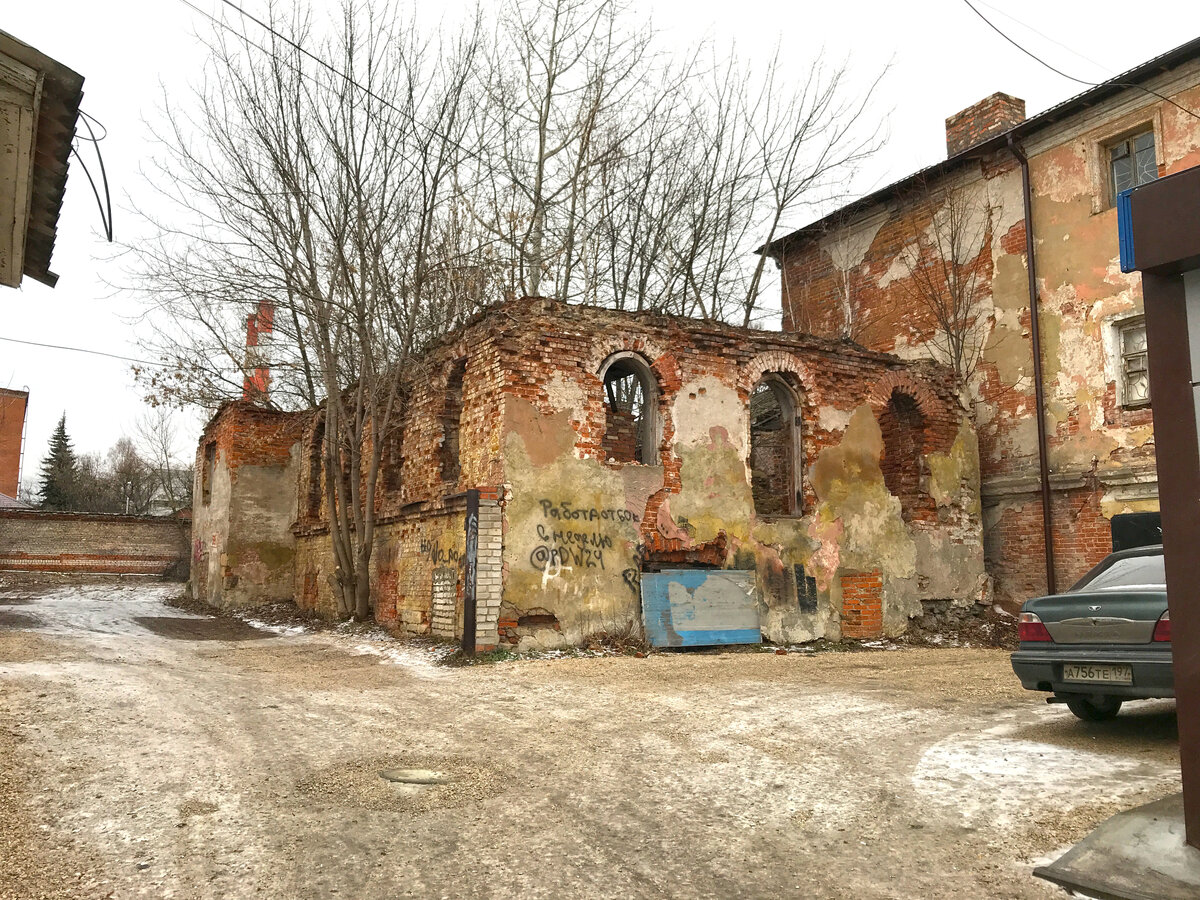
left=39, top=413, right=78, bottom=510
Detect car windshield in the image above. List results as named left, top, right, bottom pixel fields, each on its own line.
left=1071, top=553, right=1165, bottom=592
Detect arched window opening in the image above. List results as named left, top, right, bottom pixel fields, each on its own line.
left=750, top=377, right=801, bottom=516
left=306, top=419, right=325, bottom=519
left=441, top=359, right=466, bottom=484
left=879, top=390, right=925, bottom=520
left=601, top=353, right=659, bottom=465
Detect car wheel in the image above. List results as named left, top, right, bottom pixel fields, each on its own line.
left=1063, top=695, right=1124, bottom=721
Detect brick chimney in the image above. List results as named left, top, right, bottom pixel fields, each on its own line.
left=242, top=299, right=274, bottom=403
left=945, top=92, right=1026, bottom=157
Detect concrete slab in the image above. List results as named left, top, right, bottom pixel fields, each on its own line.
left=1034, top=793, right=1200, bottom=900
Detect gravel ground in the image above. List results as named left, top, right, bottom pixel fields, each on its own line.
left=0, top=578, right=1181, bottom=899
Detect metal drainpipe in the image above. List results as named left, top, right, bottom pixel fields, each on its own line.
left=1007, top=135, right=1057, bottom=595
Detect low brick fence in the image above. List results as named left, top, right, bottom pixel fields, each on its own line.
left=0, top=509, right=191, bottom=578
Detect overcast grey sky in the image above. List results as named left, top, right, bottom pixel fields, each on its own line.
left=2, top=0, right=1197, bottom=479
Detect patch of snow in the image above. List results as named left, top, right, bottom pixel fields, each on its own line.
left=242, top=619, right=307, bottom=637
left=348, top=639, right=454, bottom=677
left=912, top=713, right=1179, bottom=828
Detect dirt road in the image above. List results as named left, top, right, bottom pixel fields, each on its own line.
left=0, top=579, right=1181, bottom=899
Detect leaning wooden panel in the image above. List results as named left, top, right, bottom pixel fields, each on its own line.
left=641, top=569, right=760, bottom=648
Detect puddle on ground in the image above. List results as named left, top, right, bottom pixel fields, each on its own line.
left=0, top=610, right=41, bottom=628
left=133, top=616, right=277, bottom=642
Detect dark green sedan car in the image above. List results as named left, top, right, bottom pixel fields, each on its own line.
left=1010, top=545, right=1172, bottom=721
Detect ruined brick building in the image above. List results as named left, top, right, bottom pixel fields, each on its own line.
left=764, top=37, right=1200, bottom=607
left=193, top=299, right=986, bottom=648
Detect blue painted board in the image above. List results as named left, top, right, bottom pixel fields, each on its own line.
left=1117, top=187, right=1136, bottom=273
left=641, top=569, right=760, bottom=648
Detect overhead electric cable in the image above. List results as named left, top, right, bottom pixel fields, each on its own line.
left=71, top=111, right=113, bottom=241
left=0, top=335, right=171, bottom=368
left=959, top=0, right=1200, bottom=122
left=174, top=0, right=490, bottom=168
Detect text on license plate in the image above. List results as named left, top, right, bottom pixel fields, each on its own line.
left=1063, top=663, right=1132, bottom=684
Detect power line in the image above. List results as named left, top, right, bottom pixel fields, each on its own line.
left=0, top=335, right=171, bottom=368
left=174, top=0, right=489, bottom=168
left=972, top=0, right=1110, bottom=79
left=959, top=0, right=1200, bottom=122
left=71, top=111, right=113, bottom=242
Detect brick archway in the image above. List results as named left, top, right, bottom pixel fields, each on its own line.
left=742, top=351, right=814, bottom=400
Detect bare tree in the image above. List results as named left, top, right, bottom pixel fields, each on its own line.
left=896, top=178, right=999, bottom=387
left=129, top=0, right=884, bottom=618
left=135, top=408, right=193, bottom=514
left=131, top=3, right=485, bottom=619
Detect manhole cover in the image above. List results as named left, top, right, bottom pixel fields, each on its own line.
left=379, top=768, right=452, bottom=785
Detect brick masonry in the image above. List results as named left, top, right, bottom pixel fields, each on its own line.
left=202, top=296, right=987, bottom=646
left=840, top=570, right=883, bottom=639
left=0, top=388, right=27, bottom=499
left=0, top=509, right=190, bottom=576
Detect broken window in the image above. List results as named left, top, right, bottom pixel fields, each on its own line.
left=201, top=442, right=215, bottom=506
left=749, top=376, right=801, bottom=516
left=601, top=353, right=659, bottom=465
left=878, top=389, right=925, bottom=520
left=441, top=359, right=466, bottom=483
left=1118, top=317, right=1150, bottom=408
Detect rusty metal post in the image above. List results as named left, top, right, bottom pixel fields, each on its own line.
left=461, top=488, right=480, bottom=658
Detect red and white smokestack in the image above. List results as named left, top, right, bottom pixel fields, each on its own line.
left=242, top=299, right=275, bottom=402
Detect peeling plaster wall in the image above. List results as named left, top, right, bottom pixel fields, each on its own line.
left=489, top=301, right=984, bottom=644
left=207, top=300, right=985, bottom=645
left=778, top=65, right=1200, bottom=605
left=191, top=404, right=306, bottom=608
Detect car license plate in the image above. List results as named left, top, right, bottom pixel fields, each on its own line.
left=1063, top=663, right=1133, bottom=685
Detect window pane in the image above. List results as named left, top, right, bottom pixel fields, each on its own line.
left=1121, top=322, right=1147, bottom=354
left=1135, top=145, right=1158, bottom=185
left=1134, top=131, right=1155, bottom=153
left=1110, top=141, right=1130, bottom=160
left=1112, top=154, right=1135, bottom=197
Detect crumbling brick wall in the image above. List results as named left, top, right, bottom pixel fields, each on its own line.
left=213, top=297, right=985, bottom=646
left=192, top=403, right=307, bottom=608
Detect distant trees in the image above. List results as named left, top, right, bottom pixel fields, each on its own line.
left=34, top=412, right=193, bottom=514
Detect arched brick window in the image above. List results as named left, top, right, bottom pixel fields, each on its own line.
left=878, top=389, right=925, bottom=520
left=600, top=352, right=660, bottom=465
left=750, top=376, right=802, bottom=516
left=441, top=359, right=466, bottom=484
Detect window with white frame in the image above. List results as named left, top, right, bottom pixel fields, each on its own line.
left=1118, top=317, right=1150, bottom=408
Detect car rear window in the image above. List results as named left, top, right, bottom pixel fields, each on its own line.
left=1070, top=553, right=1165, bottom=592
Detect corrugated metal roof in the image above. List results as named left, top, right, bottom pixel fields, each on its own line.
left=762, top=34, right=1200, bottom=255
left=0, top=30, right=84, bottom=288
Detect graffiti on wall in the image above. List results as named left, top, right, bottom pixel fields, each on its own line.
left=419, top=538, right=462, bottom=566
left=528, top=499, right=640, bottom=583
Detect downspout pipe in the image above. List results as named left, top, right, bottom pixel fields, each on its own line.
left=1007, top=135, right=1057, bottom=595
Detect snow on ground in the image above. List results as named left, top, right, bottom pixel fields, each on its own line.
left=912, top=710, right=1179, bottom=829
left=346, top=637, right=456, bottom=677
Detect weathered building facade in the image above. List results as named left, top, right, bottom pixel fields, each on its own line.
left=194, top=299, right=986, bottom=647
left=765, top=39, right=1200, bottom=607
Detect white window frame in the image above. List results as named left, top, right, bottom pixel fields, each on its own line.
left=1115, top=315, right=1151, bottom=409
